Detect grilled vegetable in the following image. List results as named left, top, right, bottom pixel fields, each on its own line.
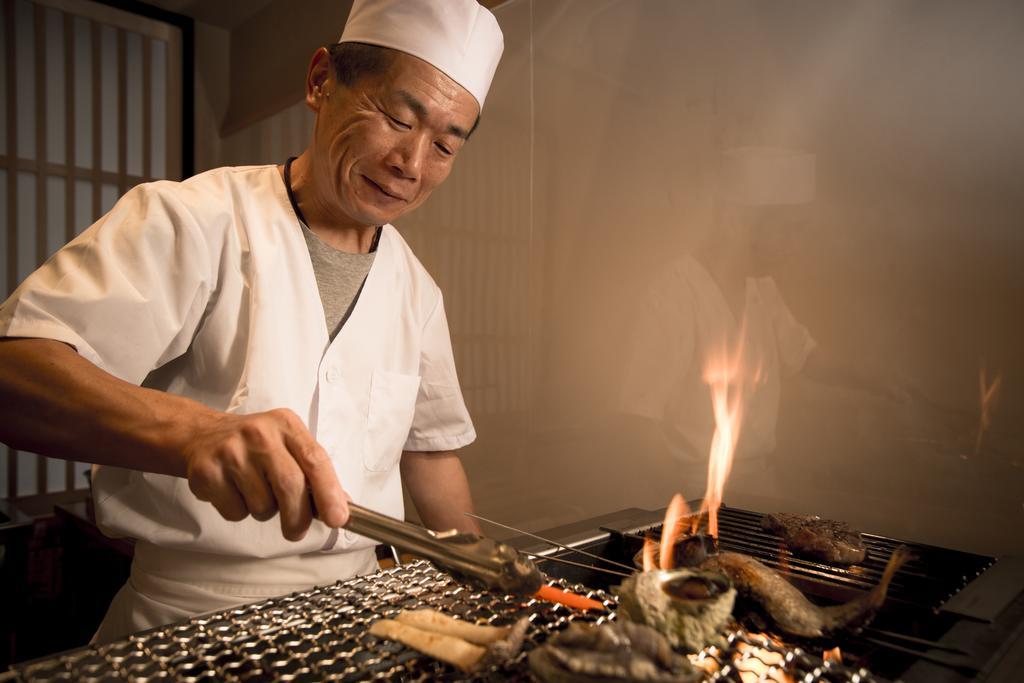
left=394, top=609, right=516, bottom=645
left=370, top=619, right=486, bottom=672
left=536, top=584, right=607, bottom=611
left=370, top=609, right=529, bottom=673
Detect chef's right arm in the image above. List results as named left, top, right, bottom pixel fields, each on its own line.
left=0, top=338, right=348, bottom=538
left=0, top=184, right=349, bottom=540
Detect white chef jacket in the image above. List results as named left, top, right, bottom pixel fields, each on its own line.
left=0, top=164, right=477, bottom=562
left=620, top=254, right=815, bottom=465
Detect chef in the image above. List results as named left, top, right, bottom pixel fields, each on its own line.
left=0, top=0, right=503, bottom=641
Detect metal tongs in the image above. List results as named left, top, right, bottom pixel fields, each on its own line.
left=343, top=503, right=544, bottom=596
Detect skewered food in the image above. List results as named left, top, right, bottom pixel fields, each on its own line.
left=370, top=609, right=529, bottom=673
left=615, top=568, right=735, bottom=652
left=529, top=620, right=701, bottom=683
left=761, top=512, right=867, bottom=565
left=701, top=545, right=910, bottom=638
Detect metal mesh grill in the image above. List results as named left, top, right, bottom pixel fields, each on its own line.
left=14, top=560, right=881, bottom=682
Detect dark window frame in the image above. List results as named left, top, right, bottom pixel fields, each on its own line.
left=95, top=0, right=194, bottom=177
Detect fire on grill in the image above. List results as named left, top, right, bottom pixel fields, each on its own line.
left=515, top=502, right=1007, bottom=683
left=9, top=504, right=1009, bottom=682
left=614, top=498, right=909, bottom=643
left=500, top=312, right=1014, bottom=683
left=514, top=500, right=912, bottom=683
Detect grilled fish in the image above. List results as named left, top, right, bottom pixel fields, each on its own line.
left=762, top=512, right=867, bottom=565
left=701, top=546, right=910, bottom=638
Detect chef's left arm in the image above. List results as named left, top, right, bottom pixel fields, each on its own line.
left=403, top=292, right=479, bottom=534
left=401, top=450, right=480, bottom=534
left=802, top=349, right=916, bottom=403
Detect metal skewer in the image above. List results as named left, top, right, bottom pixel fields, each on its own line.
left=465, top=511, right=637, bottom=573
left=522, top=551, right=633, bottom=578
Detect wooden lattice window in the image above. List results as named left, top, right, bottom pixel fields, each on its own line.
left=1, top=0, right=188, bottom=498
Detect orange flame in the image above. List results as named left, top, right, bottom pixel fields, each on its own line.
left=973, top=365, right=1002, bottom=457
left=688, top=509, right=703, bottom=536
left=691, top=639, right=795, bottom=683
left=823, top=646, right=842, bottom=664
left=659, top=494, right=692, bottom=570
left=642, top=534, right=657, bottom=573
left=649, top=317, right=763, bottom=561
left=699, top=316, right=759, bottom=538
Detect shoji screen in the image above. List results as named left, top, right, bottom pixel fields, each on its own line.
left=1, top=0, right=182, bottom=498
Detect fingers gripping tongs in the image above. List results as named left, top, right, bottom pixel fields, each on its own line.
left=343, top=503, right=544, bottom=596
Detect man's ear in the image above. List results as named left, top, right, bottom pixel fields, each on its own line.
left=305, top=47, right=333, bottom=112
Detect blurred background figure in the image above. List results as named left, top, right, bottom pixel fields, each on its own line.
left=620, top=147, right=908, bottom=500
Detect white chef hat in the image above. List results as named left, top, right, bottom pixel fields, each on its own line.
left=338, top=0, right=504, bottom=110
left=719, top=147, right=816, bottom=206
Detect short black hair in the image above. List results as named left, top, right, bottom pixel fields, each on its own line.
left=327, top=42, right=396, bottom=88
left=326, top=42, right=481, bottom=138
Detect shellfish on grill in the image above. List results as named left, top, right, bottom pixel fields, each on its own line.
left=615, top=567, right=735, bottom=653
left=529, top=620, right=701, bottom=683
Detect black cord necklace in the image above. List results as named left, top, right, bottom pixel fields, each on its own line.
left=283, top=157, right=382, bottom=252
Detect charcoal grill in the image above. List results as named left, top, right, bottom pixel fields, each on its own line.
left=5, top=506, right=1022, bottom=682
left=510, top=505, right=1024, bottom=683
left=2, top=557, right=881, bottom=683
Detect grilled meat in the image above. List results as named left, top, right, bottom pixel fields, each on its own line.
left=630, top=534, right=716, bottom=570
left=529, top=621, right=701, bottom=683
left=701, top=546, right=910, bottom=638
left=762, top=512, right=867, bottom=565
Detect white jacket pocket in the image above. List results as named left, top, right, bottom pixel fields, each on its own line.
left=363, top=369, right=421, bottom=472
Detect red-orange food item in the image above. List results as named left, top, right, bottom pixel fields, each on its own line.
left=535, top=584, right=606, bottom=611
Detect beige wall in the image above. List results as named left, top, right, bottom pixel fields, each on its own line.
left=216, top=99, right=313, bottom=169
left=191, top=0, right=344, bottom=172
left=451, top=0, right=1023, bottom=556
left=194, top=43, right=313, bottom=172
left=196, top=0, right=1024, bottom=556
left=220, top=0, right=350, bottom=136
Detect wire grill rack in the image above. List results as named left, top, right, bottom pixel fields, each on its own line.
left=12, top=560, right=882, bottom=682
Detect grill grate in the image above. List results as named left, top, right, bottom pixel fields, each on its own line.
left=16, top=561, right=614, bottom=682
left=709, top=507, right=994, bottom=611
left=12, top=559, right=887, bottom=682
left=531, top=505, right=1001, bottom=681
